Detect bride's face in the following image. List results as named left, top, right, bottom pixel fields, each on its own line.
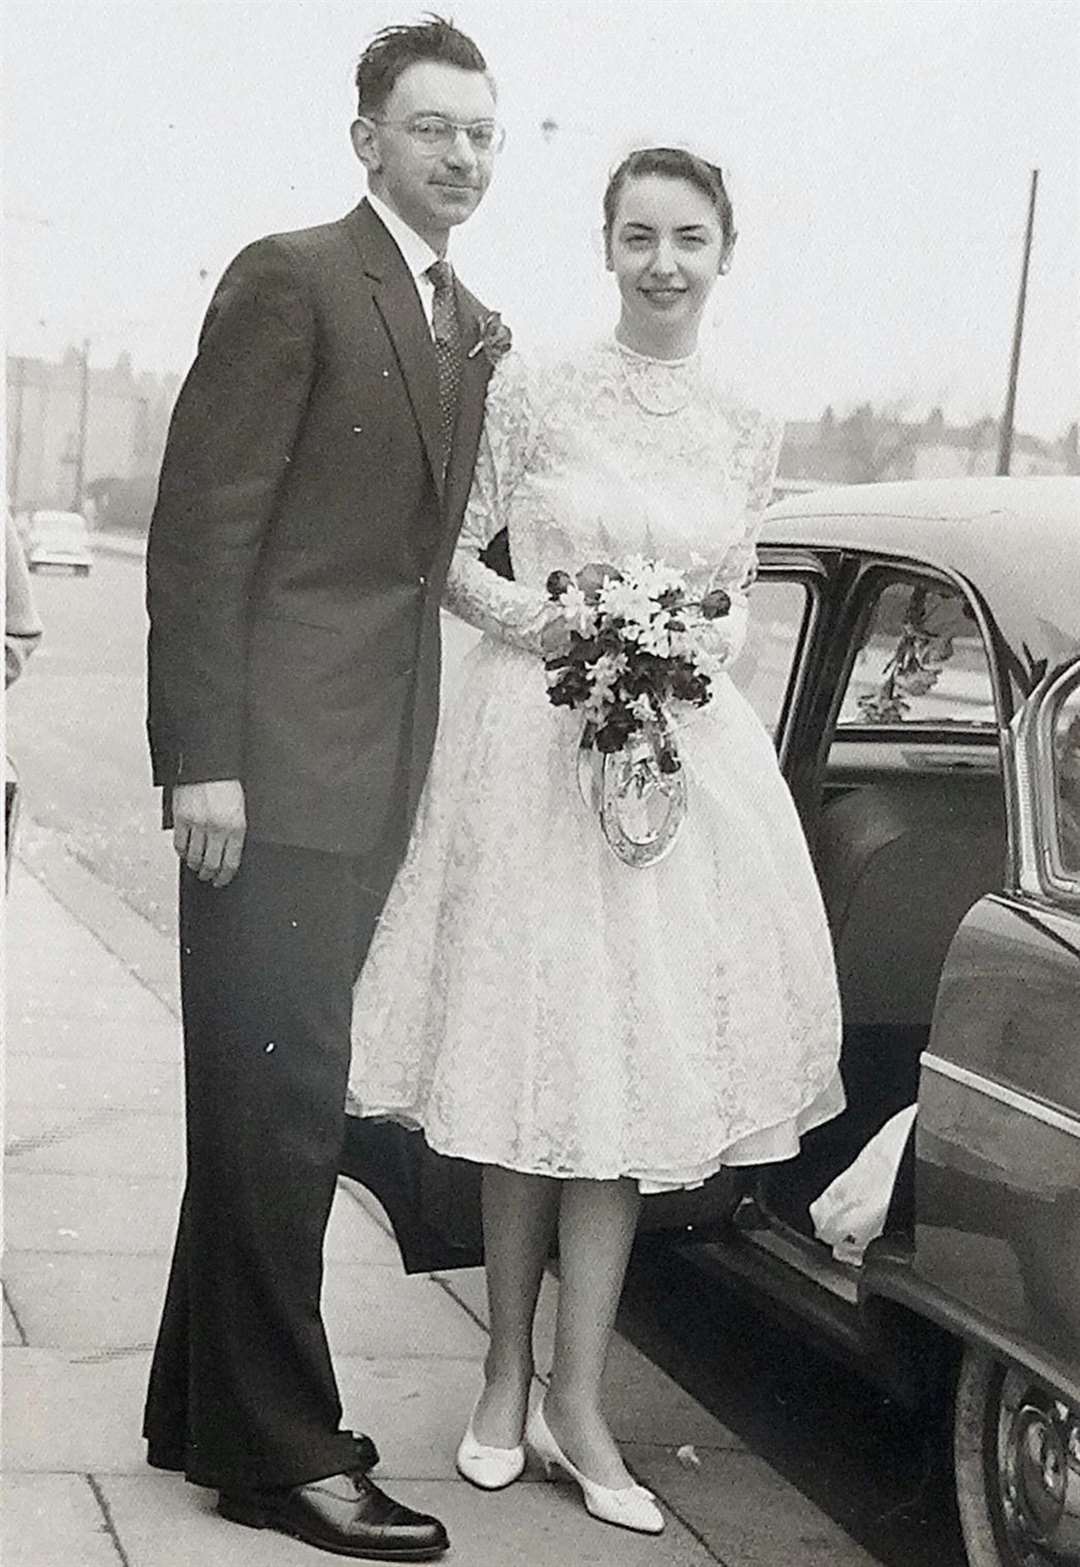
left=606, top=175, right=726, bottom=345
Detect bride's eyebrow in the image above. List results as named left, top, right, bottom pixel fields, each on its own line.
left=620, top=222, right=711, bottom=236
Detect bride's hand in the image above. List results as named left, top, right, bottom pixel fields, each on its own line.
left=539, top=610, right=573, bottom=658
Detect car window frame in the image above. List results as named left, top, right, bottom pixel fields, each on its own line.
left=745, top=548, right=829, bottom=768
left=1022, top=660, right=1080, bottom=906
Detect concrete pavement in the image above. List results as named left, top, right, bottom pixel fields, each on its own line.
left=2, top=825, right=876, bottom=1566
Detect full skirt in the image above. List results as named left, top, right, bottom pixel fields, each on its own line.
left=348, top=633, right=844, bottom=1191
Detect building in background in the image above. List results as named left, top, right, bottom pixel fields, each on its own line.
left=9, top=352, right=1076, bottom=523
left=778, top=406, right=1078, bottom=488
left=5, top=350, right=179, bottom=528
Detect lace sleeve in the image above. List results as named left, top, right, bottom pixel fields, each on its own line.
left=442, top=353, right=554, bottom=653
left=699, top=411, right=785, bottom=667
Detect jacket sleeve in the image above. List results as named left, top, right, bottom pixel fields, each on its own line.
left=441, top=353, right=555, bottom=653
left=146, top=236, right=315, bottom=785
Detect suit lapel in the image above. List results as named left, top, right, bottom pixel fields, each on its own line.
left=346, top=201, right=446, bottom=499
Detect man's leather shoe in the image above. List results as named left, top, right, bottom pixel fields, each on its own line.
left=218, top=1470, right=448, bottom=1560
left=350, top=1431, right=380, bottom=1474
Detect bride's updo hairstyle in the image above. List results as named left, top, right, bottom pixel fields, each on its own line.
left=603, top=147, right=737, bottom=269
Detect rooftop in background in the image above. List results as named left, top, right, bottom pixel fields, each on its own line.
left=778, top=408, right=1078, bottom=487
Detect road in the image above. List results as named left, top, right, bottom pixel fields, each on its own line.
left=7, top=544, right=965, bottom=1567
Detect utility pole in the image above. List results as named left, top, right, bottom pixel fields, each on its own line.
left=9, top=356, right=27, bottom=510
left=72, top=337, right=90, bottom=512
left=997, top=169, right=1039, bottom=476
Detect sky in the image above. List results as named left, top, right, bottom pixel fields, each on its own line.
left=4, top=0, right=1078, bottom=438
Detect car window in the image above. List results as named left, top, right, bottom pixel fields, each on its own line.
left=1052, top=681, right=1080, bottom=882
left=838, top=579, right=996, bottom=730
left=729, top=578, right=814, bottom=736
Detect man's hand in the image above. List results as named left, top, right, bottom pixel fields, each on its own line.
left=172, top=779, right=246, bottom=887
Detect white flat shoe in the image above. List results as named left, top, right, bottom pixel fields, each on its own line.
left=525, top=1398, right=665, bottom=1535
left=455, top=1405, right=527, bottom=1490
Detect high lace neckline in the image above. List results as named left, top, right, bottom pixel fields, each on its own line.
left=611, top=336, right=700, bottom=369
left=610, top=336, right=703, bottom=416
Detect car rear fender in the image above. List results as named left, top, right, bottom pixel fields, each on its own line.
left=905, top=894, right=1080, bottom=1403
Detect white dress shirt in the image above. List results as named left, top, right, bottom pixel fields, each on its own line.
left=366, top=191, right=446, bottom=336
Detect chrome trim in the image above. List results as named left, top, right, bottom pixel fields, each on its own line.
left=998, top=1375, right=1080, bottom=1558
left=921, top=1052, right=1080, bottom=1142
left=747, top=560, right=826, bottom=770
left=1028, top=662, right=1080, bottom=903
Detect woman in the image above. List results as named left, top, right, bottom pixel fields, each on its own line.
left=348, top=147, right=843, bottom=1535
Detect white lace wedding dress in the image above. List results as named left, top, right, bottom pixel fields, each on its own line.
left=348, top=341, right=843, bottom=1191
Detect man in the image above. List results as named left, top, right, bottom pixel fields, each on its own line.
left=143, top=18, right=504, bottom=1559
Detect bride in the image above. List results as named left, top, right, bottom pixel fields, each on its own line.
left=348, top=146, right=843, bottom=1535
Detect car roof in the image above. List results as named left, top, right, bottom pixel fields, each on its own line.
left=761, top=477, right=1080, bottom=668
left=764, top=475, right=1079, bottom=539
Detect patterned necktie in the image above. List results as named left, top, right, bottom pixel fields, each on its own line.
left=426, top=258, right=462, bottom=468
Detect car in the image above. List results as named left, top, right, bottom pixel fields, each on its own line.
left=653, top=476, right=1080, bottom=1567
left=25, top=509, right=92, bottom=575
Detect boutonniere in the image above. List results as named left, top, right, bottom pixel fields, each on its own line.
left=467, top=311, right=513, bottom=366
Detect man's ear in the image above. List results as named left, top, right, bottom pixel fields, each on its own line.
left=603, top=234, right=615, bottom=273
left=350, top=118, right=380, bottom=174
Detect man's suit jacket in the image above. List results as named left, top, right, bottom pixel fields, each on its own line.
left=146, top=200, right=495, bottom=858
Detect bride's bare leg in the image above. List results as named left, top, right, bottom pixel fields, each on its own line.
left=474, top=1165, right=559, bottom=1447
left=545, top=1177, right=642, bottom=1487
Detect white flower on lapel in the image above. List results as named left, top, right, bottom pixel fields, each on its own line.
left=467, top=311, right=513, bottom=366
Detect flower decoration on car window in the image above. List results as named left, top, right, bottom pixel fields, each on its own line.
left=856, top=586, right=964, bottom=725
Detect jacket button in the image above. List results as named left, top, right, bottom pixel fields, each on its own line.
left=419, top=574, right=426, bottom=585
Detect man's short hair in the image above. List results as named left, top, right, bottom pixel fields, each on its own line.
left=355, top=14, right=491, bottom=116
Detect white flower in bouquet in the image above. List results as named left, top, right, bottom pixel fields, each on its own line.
left=559, top=582, right=596, bottom=635
left=636, top=620, right=674, bottom=657
left=596, top=577, right=660, bottom=628
left=591, top=651, right=627, bottom=688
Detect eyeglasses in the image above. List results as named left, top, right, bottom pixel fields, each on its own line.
left=368, top=114, right=506, bottom=155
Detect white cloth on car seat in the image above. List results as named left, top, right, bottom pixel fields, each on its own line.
left=809, top=1105, right=917, bottom=1265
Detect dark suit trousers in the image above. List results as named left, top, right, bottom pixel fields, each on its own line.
left=143, top=839, right=391, bottom=1490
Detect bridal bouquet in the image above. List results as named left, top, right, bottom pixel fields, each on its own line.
left=541, top=559, right=731, bottom=866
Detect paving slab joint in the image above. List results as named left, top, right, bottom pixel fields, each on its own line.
left=86, top=1473, right=134, bottom=1567
left=3, top=1281, right=30, bottom=1346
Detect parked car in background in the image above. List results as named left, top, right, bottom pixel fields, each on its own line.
left=5, top=507, right=43, bottom=887
left=25, top=509, right=92, bottom=575
left=656, top=477, right=1080, bottom=1567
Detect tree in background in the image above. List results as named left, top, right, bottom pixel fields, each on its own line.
left=835, top=402, right=920, bottom=482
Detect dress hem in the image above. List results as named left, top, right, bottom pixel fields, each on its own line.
left=345, top=1067, right=845, bottom=1194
